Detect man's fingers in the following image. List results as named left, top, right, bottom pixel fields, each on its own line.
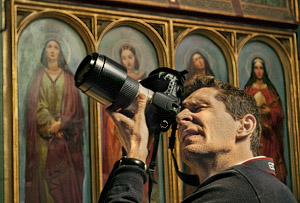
left=106, top=93, right=147, bottom=122
left=109, top=111, right=127, bottom=124
left=135, top=93, right=147, bottom=121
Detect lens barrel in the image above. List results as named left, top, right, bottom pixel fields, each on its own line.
left=74, top=53, right=140, bottom=109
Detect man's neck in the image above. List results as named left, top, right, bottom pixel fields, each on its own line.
left=194, top=153, right=254, bottom=184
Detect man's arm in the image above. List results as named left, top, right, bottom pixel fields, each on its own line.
left=104, top=166, right=147, bottom=203
left=101, top=94, right=149, bottom=202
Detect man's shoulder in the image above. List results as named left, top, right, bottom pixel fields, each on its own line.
left=182, top=165, right=296, bottom=203
left=219, top=165, right=295, bottom=202
left=232, top=164, right=295, bottom=201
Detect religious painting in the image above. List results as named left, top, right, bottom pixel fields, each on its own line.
left=175, top=33, right=228, bottom=84
left=238, top=41, right=290, bottom=186
left=17, top=18, right=91, bottom=203
left=98, top=25, right=164, bottom=202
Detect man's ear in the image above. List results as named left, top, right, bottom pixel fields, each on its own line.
left=237, top=114, right=256, bottom=139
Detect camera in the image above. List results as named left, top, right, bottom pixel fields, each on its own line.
left=74, top=53, right=187, bottom=132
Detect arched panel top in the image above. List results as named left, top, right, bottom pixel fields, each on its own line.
left=175, top=27, right=233, bottom=53
left=237, top=35, right=292, bottom=93
left=17, top=10, right=95, bottom=53
left=97, top=18, right=168, bottom=67
left=174, top=27, right=235, bottom=84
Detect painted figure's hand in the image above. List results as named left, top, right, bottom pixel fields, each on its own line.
left=107, top=94, right=149, bottom=163
left=260, top=105, right=271, bottom=115
left=56, top=132, right=64, bottom=138
left=49, top=121, right=62, bottom=134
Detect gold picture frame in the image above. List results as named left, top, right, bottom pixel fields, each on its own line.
left=2, top=0, right=299, bottom=202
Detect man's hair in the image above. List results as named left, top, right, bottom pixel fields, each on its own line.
left=184, top=76, right=261, bottom=156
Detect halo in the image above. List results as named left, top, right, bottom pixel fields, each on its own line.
left=245, top=53, right=272, bottom=77
left=99, top=26, right=157, bottom=74
left=111, top=38, right=144, bottom=68
left=34, top=32, right=72, bottom=64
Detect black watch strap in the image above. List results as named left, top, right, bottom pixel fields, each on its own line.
left=119, top=156, right=147, bottom=171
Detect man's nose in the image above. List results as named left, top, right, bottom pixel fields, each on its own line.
left=176, top=109, right=193, bottom=124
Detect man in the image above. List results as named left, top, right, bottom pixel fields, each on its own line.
left=103, top=76, right=297, bottom=202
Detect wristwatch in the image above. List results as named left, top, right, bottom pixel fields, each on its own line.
left=119, top=156, right=147, bottom=171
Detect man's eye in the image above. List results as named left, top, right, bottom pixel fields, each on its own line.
left=191, top=106, right=204, bottom=112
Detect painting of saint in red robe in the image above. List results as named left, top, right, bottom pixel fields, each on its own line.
left=244, top=57, right=287, bottom=183
left=25, top=39, right=85, bottom=203
left=102, top=44, right=147, bottom=183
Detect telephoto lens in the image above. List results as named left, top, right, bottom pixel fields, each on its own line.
left=74, top=53, right=153, bottom=110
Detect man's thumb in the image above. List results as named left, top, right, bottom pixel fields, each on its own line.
left=136, top=93, right=147, bottom=116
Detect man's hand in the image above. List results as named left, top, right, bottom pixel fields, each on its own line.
left=107, top=93, right=149, bottom=163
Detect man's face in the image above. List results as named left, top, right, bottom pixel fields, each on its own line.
left=176, top=87, right=240, bottom=163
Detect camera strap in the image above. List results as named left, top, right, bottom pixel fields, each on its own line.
left=169, top=124, right=200, bottom=187
left=147, top=124, right=200, bottom=202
